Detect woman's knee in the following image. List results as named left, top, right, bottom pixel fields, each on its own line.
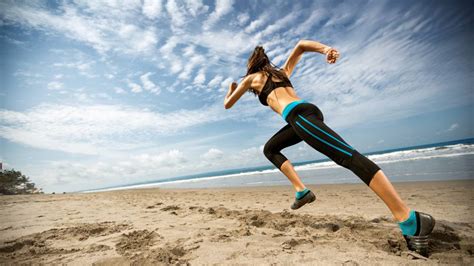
left=263, top=142, right=288, bottom=169
left=263, top=141, right=275, bottom=159
left=336, top=150, right=381, bottom=186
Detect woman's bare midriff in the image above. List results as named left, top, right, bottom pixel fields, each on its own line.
left=266, top=87, right=301, bottom=116
left=253, top=71, right=302, bottom=116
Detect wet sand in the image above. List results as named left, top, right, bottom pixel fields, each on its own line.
left=0, top=180, right=473, bottom=265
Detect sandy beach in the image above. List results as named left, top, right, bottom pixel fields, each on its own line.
left=1, top=180, right=473, bottom=265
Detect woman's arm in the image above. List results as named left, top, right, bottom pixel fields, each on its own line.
left=224, top=75, right=254, bottom=109
left=282, top=40, right=339, bottom=78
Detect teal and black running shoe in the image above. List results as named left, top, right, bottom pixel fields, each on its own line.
left=403, top=211, right=436, bottom=257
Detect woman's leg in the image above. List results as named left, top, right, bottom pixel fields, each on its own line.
left=263, top=123, right=306, bottom=191
left=289, top=110, right=410, bottom=221
left=369, top=170, right=410, bottom=222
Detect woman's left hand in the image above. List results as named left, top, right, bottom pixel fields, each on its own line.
left=230, top=82, right=237, bottom=91
left=225, top=81, right=237, bottom=103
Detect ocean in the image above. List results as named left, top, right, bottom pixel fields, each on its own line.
left=83, top=138, right=474, bottom=192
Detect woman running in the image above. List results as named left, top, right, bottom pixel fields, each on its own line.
left=223, top=40, right=435, bottom=254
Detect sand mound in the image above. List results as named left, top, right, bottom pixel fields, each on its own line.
left=196, top=205, right=473, bottom=260
left=112, top=230, right=189, bottom=265
left=93, top=248, right=188, bottom=266
left=115, top=229, right=161, bottom=255
left=52, top=221, right=131, bottom=241
left=0, top=221, right=130, bottom=263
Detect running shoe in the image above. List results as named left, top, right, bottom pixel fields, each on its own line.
left=291, top=190, right=316, bottom=210
left=403, top=211, right=436, bottom=256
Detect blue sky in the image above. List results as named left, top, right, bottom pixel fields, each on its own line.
left=0, top=0, right=472, bottom=192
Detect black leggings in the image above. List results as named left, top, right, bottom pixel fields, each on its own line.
left=263, top=102, right=381, bottom=186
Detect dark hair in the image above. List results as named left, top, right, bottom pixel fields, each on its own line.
left=243, top=45, right=290, bottom=96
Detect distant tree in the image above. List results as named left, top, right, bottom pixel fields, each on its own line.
left=0, top=169, right=41, bottom=195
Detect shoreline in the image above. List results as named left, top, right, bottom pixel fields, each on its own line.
left=80, top=178, right=474, bottom=194
left=122, top=178, right=474, bottom=191
left=1, top=179, right=473, bottom=264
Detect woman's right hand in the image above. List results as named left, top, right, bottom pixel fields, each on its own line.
left=325, top=48, right=340, bottom=64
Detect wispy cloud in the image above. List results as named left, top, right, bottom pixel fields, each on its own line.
left=47, top=81, right=63, bottom=90
left=203, top=0, right=234, bottom=30
left=128, top=82, right=142, bottom=93
left=165, top=0, right=188, bottom=30
left=142, top=0, right=163, bottom=19
left=201, top=148, right=224, bottom=161
left=32, top=149, right=188, bottom=191
left=1, top=1, right=158, bottom=55
left=448, top=123, right=459, bottom=131
left=140, top=72, right=161, bottom=95
left=0, top=100, right=261, bottom=155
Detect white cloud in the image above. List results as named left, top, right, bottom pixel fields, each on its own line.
left=140, top=72, right=161, bottom=95
left=203, top=0, right=234, bottom=30
left=228, top=145, right=266, bottom=166
left=184, top=0, right=208, bottom=16
left=132, top=149, right=187, bottom=168
left=13, top=70, right=43, bottom=78
left=114, top=87, right=126, bottom=94
left=0, top=1, right=158, bottom=55
left=236, top=13, right=250, bottom=26
left=116, top=24, right=158, bottom=52
left=293, top=9, right=327, bottom=35
left=218, top=77, right=234, bottom=93
left=201, top=148, right=224, bottom=160
left=0, top=102, right=260, bottom=155
left=192, top=30, right=257, bottom=57
left=183, top=44, right=196, bottom=57
left=53, top=60, right=97, bottom=77
left=208, top=75, right=223, bottom=88
left=33, top=149, right=188, bottom=191
left=166, top=0, right=187, bottom=29
left=142, top=0, right=162, bottom=19
left=47, top=81, right=63, bottom=90
left=258, top=10, right=301, bottom=38
left=72, top=0, right=142, bottom=17
left=448, top=123, right=458, bottom=131
left=128, top=82, right=142, bottom=93
left=436, top=122, right=460, bottom=135
left=244, top=12, right=269, bottom=34
left=193, top=69, right=206, bottom=85
left=159, top=36, right=183, bottom=73
left=177, top=53, right=206, bottom=81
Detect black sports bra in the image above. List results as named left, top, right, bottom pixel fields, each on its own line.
left=258, top=72, right=293, bottom=106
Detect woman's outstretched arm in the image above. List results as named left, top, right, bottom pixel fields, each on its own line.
left=224, top=74, right=255, bottom=109
left=282, top=40, right=339, bottom=78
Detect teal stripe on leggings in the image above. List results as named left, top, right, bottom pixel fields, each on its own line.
left=295, top=121, right=353, bottom=156
left=298, top=114, right=354, bottom=151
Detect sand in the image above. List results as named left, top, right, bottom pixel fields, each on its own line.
left=0, top=180, right=473, bottom=265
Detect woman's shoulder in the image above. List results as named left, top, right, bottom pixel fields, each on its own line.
left=253, top=70, right=269, bottom=82
left=246, top=71, right=268, bottom=93
left=248, top=71, right=268, bottom=82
